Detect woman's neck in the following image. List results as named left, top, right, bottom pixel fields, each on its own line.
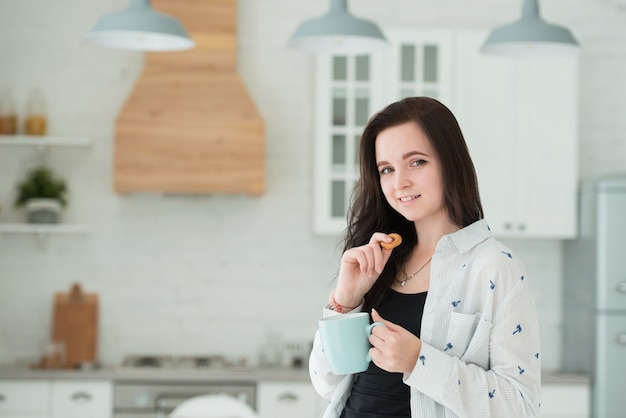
left=414, top=217, right=459, bottom=249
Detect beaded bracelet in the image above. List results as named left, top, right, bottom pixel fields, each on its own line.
left=329, top=289, right=359, bottom=314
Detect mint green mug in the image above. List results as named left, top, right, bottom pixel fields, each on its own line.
left=318, top=312, right=385, bottom=375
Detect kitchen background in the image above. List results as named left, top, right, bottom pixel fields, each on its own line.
left=1, top=0, right=625, bottom=373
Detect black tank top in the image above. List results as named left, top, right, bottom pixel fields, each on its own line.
left=340, top=289, right=427, bottom=418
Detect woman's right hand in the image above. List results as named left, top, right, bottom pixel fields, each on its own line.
left=333, top=232, right=398, bottom=309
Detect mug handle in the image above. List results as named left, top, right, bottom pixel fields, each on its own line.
left=365, top=322, right=385, bottom=361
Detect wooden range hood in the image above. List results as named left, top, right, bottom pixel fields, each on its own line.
left=114, top=0, right=265, bottom=195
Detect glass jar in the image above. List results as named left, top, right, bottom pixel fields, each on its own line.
left=0, top=90, right=18, bottom=135
left=24, top=90, right=48, bottom=136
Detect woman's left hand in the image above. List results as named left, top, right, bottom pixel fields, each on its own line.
left=368, top=309, right=422, bottom=374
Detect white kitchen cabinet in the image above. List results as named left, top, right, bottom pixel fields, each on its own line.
left=453, top=30, right=578, bottom=239
left=0, top=380, right=50, bottom=418
left=257, top=381, right=324, bottom=418
left=313, top=29, right=578, bottom=239
left=50, top=380, right=112, bottom=418
left=540, top=383, right=590, bottom=418
left=313, top=54, right=385, bottom=235
left=313, top=30, right=453, bottom=235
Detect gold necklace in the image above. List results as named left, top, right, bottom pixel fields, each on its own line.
left=396, top=257, right=432, bottom=287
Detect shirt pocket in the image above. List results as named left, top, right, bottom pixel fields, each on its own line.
left=444, top=312, right=493, bottom=370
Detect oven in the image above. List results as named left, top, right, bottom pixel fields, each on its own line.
left=113, top=381, right=256, bottom=418
left=113, top=355, right=256, bottom=418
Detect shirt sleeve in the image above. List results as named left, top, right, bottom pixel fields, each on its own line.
left=403, top=270, right=541, bottom=417
left=309, top=303, right=364, bottom=399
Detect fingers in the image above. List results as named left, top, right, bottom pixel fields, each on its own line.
left=342, top=232, right=398, bottom=277
left=368, top=309, right=421, bottom=374
left=368, top=309, right=392, bottom=345
left=366, top=232, right=399, bottom=272
left=372, top=232, right=401, bottom=252
left=337, top=233, right=397, bottom=296
left=371, top=308, right=383, bottom=322
left=371, top=308, right=393, bottom=329
left=343, top=243, right=384, bottom=275
left=356, top=245, right=383, bottom=275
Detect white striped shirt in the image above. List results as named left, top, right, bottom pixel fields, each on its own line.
left=309, top=219, right=541, bottom=418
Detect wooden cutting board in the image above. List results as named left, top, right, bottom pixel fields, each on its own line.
left=52, top=283, right=98, bottom=368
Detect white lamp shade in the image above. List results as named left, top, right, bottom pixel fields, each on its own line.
left=288, top=0, right=388, bottom=55
left=481, top=0, right=580, bottom=56
left=87, top=0, right=194, bottom=52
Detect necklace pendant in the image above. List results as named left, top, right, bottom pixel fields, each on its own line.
left=400, top=280, right=406, bottom=287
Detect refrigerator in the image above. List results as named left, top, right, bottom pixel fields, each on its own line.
left=563, top=175, right=626, bottom=417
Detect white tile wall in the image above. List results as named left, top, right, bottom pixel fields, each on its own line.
left=1, top=0, right=625, bottom=370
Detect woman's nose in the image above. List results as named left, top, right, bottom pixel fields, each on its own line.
left=394, top=169, right=411, bottom=189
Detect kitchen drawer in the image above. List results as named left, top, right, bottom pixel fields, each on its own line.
left=257, top=381, right=323, bottom=418
left=51, top=380, right=112, bottom=418
left=540, top=383, right=590, bottom=417
left=0, top=380, right=50, bottom=414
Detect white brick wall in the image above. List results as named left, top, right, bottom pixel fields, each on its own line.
left=1, top=0, right=624, bottom=370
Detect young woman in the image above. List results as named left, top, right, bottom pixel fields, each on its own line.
left=309, top=97, right=541, bottom=418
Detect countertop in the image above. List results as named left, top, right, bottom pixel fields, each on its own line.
left=541, top=370, right=592, bottom=385
left=0, top=365, right=311, bottom=383
left=0, top=365, right=589, bottom=385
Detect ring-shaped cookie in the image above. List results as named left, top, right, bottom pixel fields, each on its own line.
left=381, top=233, right=402, bottom=250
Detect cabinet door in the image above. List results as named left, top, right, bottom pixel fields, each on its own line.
left=0, top=380, right=50, bottom=418
left=384, top=29, right=454, bottom=105
left=516, top=57, right=578, bottom=238
left=454, top=29, right=578, bottom=238
left=51, top=380, right=112, bottom=418
left=257, top=382, right=323, bottom=418
left=453, top=30, right=519, bottom=236
left=540, top=383, right=590, bottom=417
left=313, top=30, right=453, bottom=235
left=313, top=28, right=578, bottom=238
left=314, top=53, right=385, bottom=234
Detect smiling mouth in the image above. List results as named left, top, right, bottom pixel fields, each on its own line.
left=399, top=195, right=420, bottom=203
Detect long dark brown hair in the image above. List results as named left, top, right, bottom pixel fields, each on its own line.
left=343, top=96, right=483, bottom=310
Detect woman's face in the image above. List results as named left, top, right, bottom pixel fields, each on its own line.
left=375, top=121, right=445, bottom=225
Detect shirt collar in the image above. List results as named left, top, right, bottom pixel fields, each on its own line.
left=447, top=219, right=492, bottom=254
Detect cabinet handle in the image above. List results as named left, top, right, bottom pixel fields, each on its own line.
left=616, top=281, right=626, bottom=293
left=71, top=391, right=92, bottom=402
left=277, top=392, right=299, bottom=403
left=0, top=393, right=5, bottom=402
left=518, top=223, right=526, bottom=232
left=504, top=222, right=512, bottom=230
left=616, top=334, right=626, bottom=345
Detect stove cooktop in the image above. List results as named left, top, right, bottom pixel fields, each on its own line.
left=121, top=354, right=240, bottom=369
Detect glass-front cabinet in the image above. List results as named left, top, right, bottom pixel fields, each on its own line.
left=314, top=55, right=378, bottom=234
left=386, top=30, right=453, bottom=104
left=313, top=30, right=452, bottom=235
left=313, top=29, right=578, bottom=239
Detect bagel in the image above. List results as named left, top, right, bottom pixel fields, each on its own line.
left=381, top=233, right=402, bottom=250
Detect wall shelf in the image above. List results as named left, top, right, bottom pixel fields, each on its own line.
left=0, top=135, right=91, bottom=148
left=0, top=135, right=92, bottom=244
left=0, top=223, right=89, bottom=235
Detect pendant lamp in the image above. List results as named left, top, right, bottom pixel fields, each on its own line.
left=481, top=0, right=580, bottom=56
left=288, top=0, right=388, bottom=55
left=87, top=0, right=194, bottom=52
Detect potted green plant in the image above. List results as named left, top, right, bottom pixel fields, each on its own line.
left=14, top=166, right=68, bottom=224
